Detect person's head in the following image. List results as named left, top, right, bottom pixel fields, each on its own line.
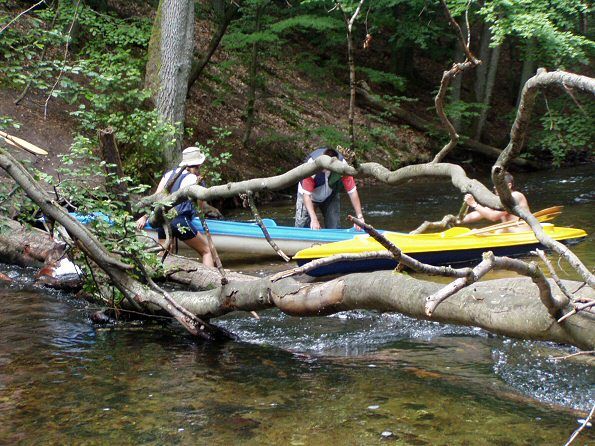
left=504, top=172, right=514, bottom=189
left=323, top=148, right=340, bottom=158
left=179, top=146, right=206, bottom=172
left=493, top=172, right=515, bottom=194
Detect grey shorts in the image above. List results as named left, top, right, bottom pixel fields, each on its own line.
left=295, top=190, right=341, bottom=229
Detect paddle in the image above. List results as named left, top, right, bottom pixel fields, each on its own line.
left=464, top=206, right=563, bottom=236
left=0, top=130, right=48, bottom=156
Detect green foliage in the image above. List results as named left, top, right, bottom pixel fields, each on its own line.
left=50, top=137, right=162, bottom=293
left=305, top=125, right=351, bottom=148
left=442, top=100, right=486, bottom=123
left=358, top=67, right=406, bottom=91
left=0, top=115, right=21, bottom=130
left=480, top=0, right=593, bottom=66
left=192, top=127, right=233, bottom=186
left=0, top=2, right=172, bottom=184
left=528, top=95, right=595, bottom=165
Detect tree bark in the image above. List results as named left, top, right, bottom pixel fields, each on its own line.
left=474, top=43, right=501, bottom=140
left=98, top=128, right=130, bottom=212
left=142, top=272, right=595, bottom=350
left=516, top=40, right=536, bottom=108
left=474, top=21, right=491, bottom=104
left=0, top=218, right=55, bottom=267
left=146, top=0, right=196, bottom=168
left=2, top=214, right=593, bottom=350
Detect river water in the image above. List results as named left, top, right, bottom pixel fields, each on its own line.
left=0, top=166, right=593, bottom=444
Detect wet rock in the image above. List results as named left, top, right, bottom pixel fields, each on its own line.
left=90, top=310, right=114, bottom=325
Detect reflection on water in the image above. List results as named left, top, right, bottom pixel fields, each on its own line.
left=0, top=284, right=593, bottom=445
left=0, top=166, right=593, bottom=444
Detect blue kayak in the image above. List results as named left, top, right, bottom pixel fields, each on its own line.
left=65, top=213, right=375, bottom=257
left=146, top=217, right=372, bottom=256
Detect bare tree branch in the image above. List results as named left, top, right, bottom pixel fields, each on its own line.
left=564, top=403, right=595, bottom=446
left=242, top=191, right=290, bottom=262
left=0, top=0, right=47, bottom=35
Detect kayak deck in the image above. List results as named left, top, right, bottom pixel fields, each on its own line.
left=293, top=224, right=588, bottom=276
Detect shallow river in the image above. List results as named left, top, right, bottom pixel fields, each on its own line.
left=0, top=166, right=593, bottom=445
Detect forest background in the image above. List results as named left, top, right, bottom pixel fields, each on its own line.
left=0, top=0, right=592, bottom=199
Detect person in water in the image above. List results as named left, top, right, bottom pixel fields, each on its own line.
left=295, top=147, right=364, bottom=230
left=462, top=172, right=530, bottom=231
left=136, top=146, right=214, bottom=266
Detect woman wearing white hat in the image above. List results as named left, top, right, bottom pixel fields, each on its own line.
left=136, top=147, right=214, bottom=266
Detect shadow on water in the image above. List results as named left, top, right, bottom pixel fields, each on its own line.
left=0, top=165, right=593, bottom=444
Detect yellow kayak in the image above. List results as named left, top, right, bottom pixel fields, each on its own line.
left=293, top=224, right=587, bottom=276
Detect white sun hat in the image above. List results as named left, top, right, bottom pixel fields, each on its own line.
left=179, top=146, right=206, bottom=167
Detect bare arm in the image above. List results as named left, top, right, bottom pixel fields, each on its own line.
left=463, top=194, right=507, bottom=222
left=302, top=193, right=321, bottom=230
left=347, top=189, right=364, bottom=229
left=136, top=171, right=172, bottom=229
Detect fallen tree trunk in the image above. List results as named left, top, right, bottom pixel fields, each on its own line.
left=355, top=82, right=542, bottom=169
left=160, top=272, right=595, bottom=350
left=0, top=217, right=254, bottom=286
left=1, top=216, right=593, bottom=349
left=0, top=218, right=56, bottom=267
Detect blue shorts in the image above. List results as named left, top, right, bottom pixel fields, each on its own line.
left=156, top=214, right=202, bottom=241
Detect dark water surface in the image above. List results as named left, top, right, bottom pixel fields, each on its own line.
left=1, top=166, right=593, bottom=445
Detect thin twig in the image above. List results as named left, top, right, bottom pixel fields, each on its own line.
left=44, top=0, right=82, bottom=119
left=558, top=300, right=595, bottom=323
left=197, top=206, right=227, bottom=285
left=242, top=191, right=290, bottom=262
left=349, top=215, right=473, bottom=277
left=533, top=249, right=574, bottom=301
left=0, top=0, right=47, bottom=35
left=551, top=350, right=594, bottom=361
left=270, top=251, right=395, bottom=282
left=564, top=403, right=595, bottom=446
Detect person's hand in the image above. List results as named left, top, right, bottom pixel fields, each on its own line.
left=353, top=215, right=364, bottom=231
left=136, top=214, right=149, bottom=230
left=310, top=217, right=321, bottom=230
left=464, top=194, right=477, bottom=208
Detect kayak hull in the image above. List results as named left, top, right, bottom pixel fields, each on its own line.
left=145, top=218, right=373, bottom=257
left=293, top=225, right=588, bottom=276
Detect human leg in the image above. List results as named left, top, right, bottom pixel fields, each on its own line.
left=319, top=190, right=341, bottom=229
left=172, top=214, right=214, bottom=267
left=294, top=193, right=311, bottom=228
left=182, top=235, right=214, bottom=267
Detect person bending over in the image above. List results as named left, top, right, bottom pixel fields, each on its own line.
left=136, top=146, right=214, bottom=267
left=295, top=147, right=364, bottom=230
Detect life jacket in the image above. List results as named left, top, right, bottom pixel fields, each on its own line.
left=170, top=169, right=196, bottom=216
left=304, top=148, right=345, bottom=191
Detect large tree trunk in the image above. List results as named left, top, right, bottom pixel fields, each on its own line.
left=145, top=0, right=196, bottom=168
left=516, top=40, right=536, bottom=107
left=1, top=216, right=593, bottom=350
left=474, top=43, right=501, bottom=140
left=474, top=21, right=492, bottom=104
